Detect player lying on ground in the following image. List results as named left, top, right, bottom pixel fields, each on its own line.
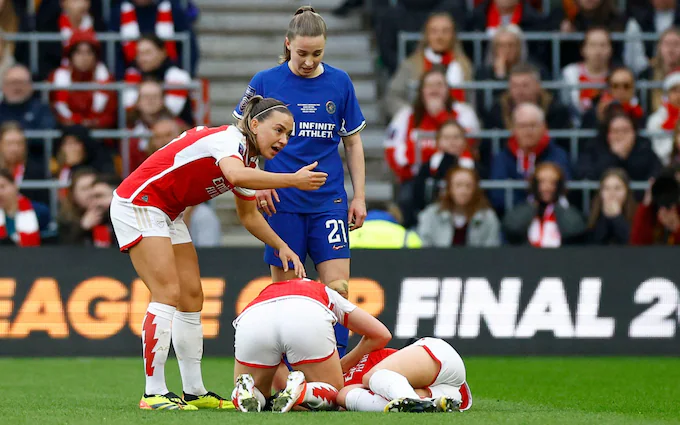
left=110, top=96, right=328, bottom=411
left=336, top=337, right=472, bottom=413
left=231, top=278, right=391, bottom=413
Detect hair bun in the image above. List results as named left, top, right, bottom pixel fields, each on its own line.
left=295, top=5, right=316, bottom=15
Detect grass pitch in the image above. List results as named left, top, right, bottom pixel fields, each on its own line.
left=0, top=357, right=678, bottom=425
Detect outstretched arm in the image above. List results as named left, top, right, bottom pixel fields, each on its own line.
left=219, top=157, right=327, bottom=191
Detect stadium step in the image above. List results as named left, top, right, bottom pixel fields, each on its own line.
left=196, top=11, right=363, bottom=35
left=199, top=34, right=372, bottom=59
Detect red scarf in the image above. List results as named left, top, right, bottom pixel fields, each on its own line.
left=528, top=204, right=561, bottom=248
left=58, top=166, right=71, bottom=199
left=487, top=0, right=523, bottom=29
left=58, top=13, right=93, bottom=45
left=0, top=196, right=40, bottom=246
left=12, top=163, right=25, bottom=184
left=120, top=0, right=178, bottom=65
left=423, top=50, right=465, bottom=102
left=578, top=65, right=606, bottom=110
left=92, top=224, right=112, bottom=248
left=52, top=62, right=113, bottom=124
left=662, top=102, right=680, bottom=130
left=507, top=132, right=551, bottom=177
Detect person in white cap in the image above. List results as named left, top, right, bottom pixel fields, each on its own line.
left=646, top=69, right=680, bottom=164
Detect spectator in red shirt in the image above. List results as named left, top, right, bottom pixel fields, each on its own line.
left=123, top=34, right=194, bottom=127
left=385, top=66, right=480, bottom=185
left=647, top=70, right=680, bottom=164
left=631, top=169, right=680, bottom=245
left=50, top=30, right=117, bottom=129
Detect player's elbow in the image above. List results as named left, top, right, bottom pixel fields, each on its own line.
left=224, top=168, right=245, bottom=188
left=369, top=323, right=392, bottom=348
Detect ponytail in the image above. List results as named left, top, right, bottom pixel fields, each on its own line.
left=280, top=6, right=328, bottom=64
left=237, top=96, right=292, bottom=153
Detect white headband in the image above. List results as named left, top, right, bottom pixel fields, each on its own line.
left=252, top=104, right=288, bottom=120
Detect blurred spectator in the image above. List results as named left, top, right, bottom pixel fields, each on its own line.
left=409, top=119, right=477, bottom=225
left=149, top=117, right=181, bottom=153
left=0, top=65, right=57, bottom=140
left=373, top=2, right=469, bottom=75
left=0, top=36, right=16, bottom=87
left=470, top=0, right=544, bottom=36
left=417, top=167, right=501, bottom=247
left=183, top=202, right=222, bottom=248
left=624, top=0, right=679, bottom=75
left=123, top=34, right=194, bottom=127
left=503, top=162, right=586, bottom=247
left=384, top=12, right=472, bottom=118
left=561, top=27, right=612, bottom=121
left=127, top=80, right=176, bottom=170
left=489, top=103, right=571, bottom=213
left=485, top=63, right=572, bottom=132
left=15, top=0, right=106, bottom=81
left=668, top=120, right=680, bottom=167
left=53, top=125, right=115, bottom=189
left=56, top=167, right=113, bottom=246
left=579, top=112, right=661, bottom=182
left=587, top=168, right=637, bottom=244
left=49, top=30, right=117, bottom=129
left=639, top=28, right=680, bottom=112
left=552, top=0, right=625, bottom=68
left=385, top=67, right=479, bottom=184
left=0, top=0, right=19, bottom=56
left=0, top=122, right=50, bottom=205
left=646, top=70, right=680, bottom=164
left=78, top=173, right=120, bottom=246
left=475, top=24, right=549, bottom=87
left=349, top=204, right=422, bottom=249
left=581, top=66, right=645, bottom=129
left=0, top=168, right=51, bottom=246
left=110, top=0, right=199, bottom=77
left=630, top=168, right=680, bottom=245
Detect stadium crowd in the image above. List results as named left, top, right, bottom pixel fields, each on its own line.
left=1, top=0, right=680, bottom=249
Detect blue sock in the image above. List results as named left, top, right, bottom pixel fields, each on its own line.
left=334, top=323, right=349, bottom=358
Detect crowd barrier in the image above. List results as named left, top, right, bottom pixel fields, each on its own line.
left=1, top=247, right=678, bottom=356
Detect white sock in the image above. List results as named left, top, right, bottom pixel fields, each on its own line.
left=142, top=302, right=175, bottom=395
left=368, top=369, right=420, bottom=401
left=172, top=311, right=208, bottom=395
left=299, top=382, right=338, bottom=411
left=345, top=388, right=390, bottom=412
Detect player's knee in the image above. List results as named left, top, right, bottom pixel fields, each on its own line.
left=160, top=280, right=181, bottom=306
left=181, top=281, right=204, bottom=305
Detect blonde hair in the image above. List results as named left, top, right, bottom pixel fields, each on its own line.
left=414, top=12, right=472, bottom=81
left=236, top=95, right=292, bottom=153
left=650, top=27, right=680, bottom=110
left=280, top=6, right=328, bottom=64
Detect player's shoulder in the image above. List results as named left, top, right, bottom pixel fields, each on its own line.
left=322, top=63, right=353, bottom=85
left=252, top=62, right=289, bottom=81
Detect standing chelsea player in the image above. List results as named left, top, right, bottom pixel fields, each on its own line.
left=234, top=6, right=368, bottom=357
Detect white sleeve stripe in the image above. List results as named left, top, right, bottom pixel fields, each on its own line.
left=338, top=120, right=366, bottom=137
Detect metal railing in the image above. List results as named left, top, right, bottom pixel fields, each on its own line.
left=2, top=32, right=193, bottom=78
left=398, top=31, right=662, bottom=80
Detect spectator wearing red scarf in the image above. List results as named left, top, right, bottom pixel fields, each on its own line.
left=0, top=122, right=50, bottom=205
left=49, top=30, right=117, bottom=129
left=561, top=27, right=612, bottom=120
left=0, top=168, right=51, bottom=247
left=385, top=67, right=480, bottom=184
left=471, top=0, right=543, bottom=34
left=384, top=12, right=473, bottom=118
left=503, top=162, right=586, bottom=247
left=647, top=70, right=680, bottom=164
left=581, top=67, right=646, bottom=130
left=489, top=103, right=571, bottom=213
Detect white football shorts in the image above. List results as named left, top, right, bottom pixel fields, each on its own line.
left=414, top=337, right=466, bottom=388
left=110, top=195, right=192, bottom=252
left=233, top=297, right=338, bottom=367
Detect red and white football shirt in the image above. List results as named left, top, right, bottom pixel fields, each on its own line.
left=239, top=278, right=357, bottom=326
left=115, top=125, right=257, bottom=220
left=343, top=348, right=398, bottom=386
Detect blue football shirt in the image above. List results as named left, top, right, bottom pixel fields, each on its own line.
left=233, top=63, right=366, bottom=213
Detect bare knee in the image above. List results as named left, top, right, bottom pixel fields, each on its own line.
left=178, top=281, right=203, bottom=311
left=156, top=280, right=181, bottom=306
